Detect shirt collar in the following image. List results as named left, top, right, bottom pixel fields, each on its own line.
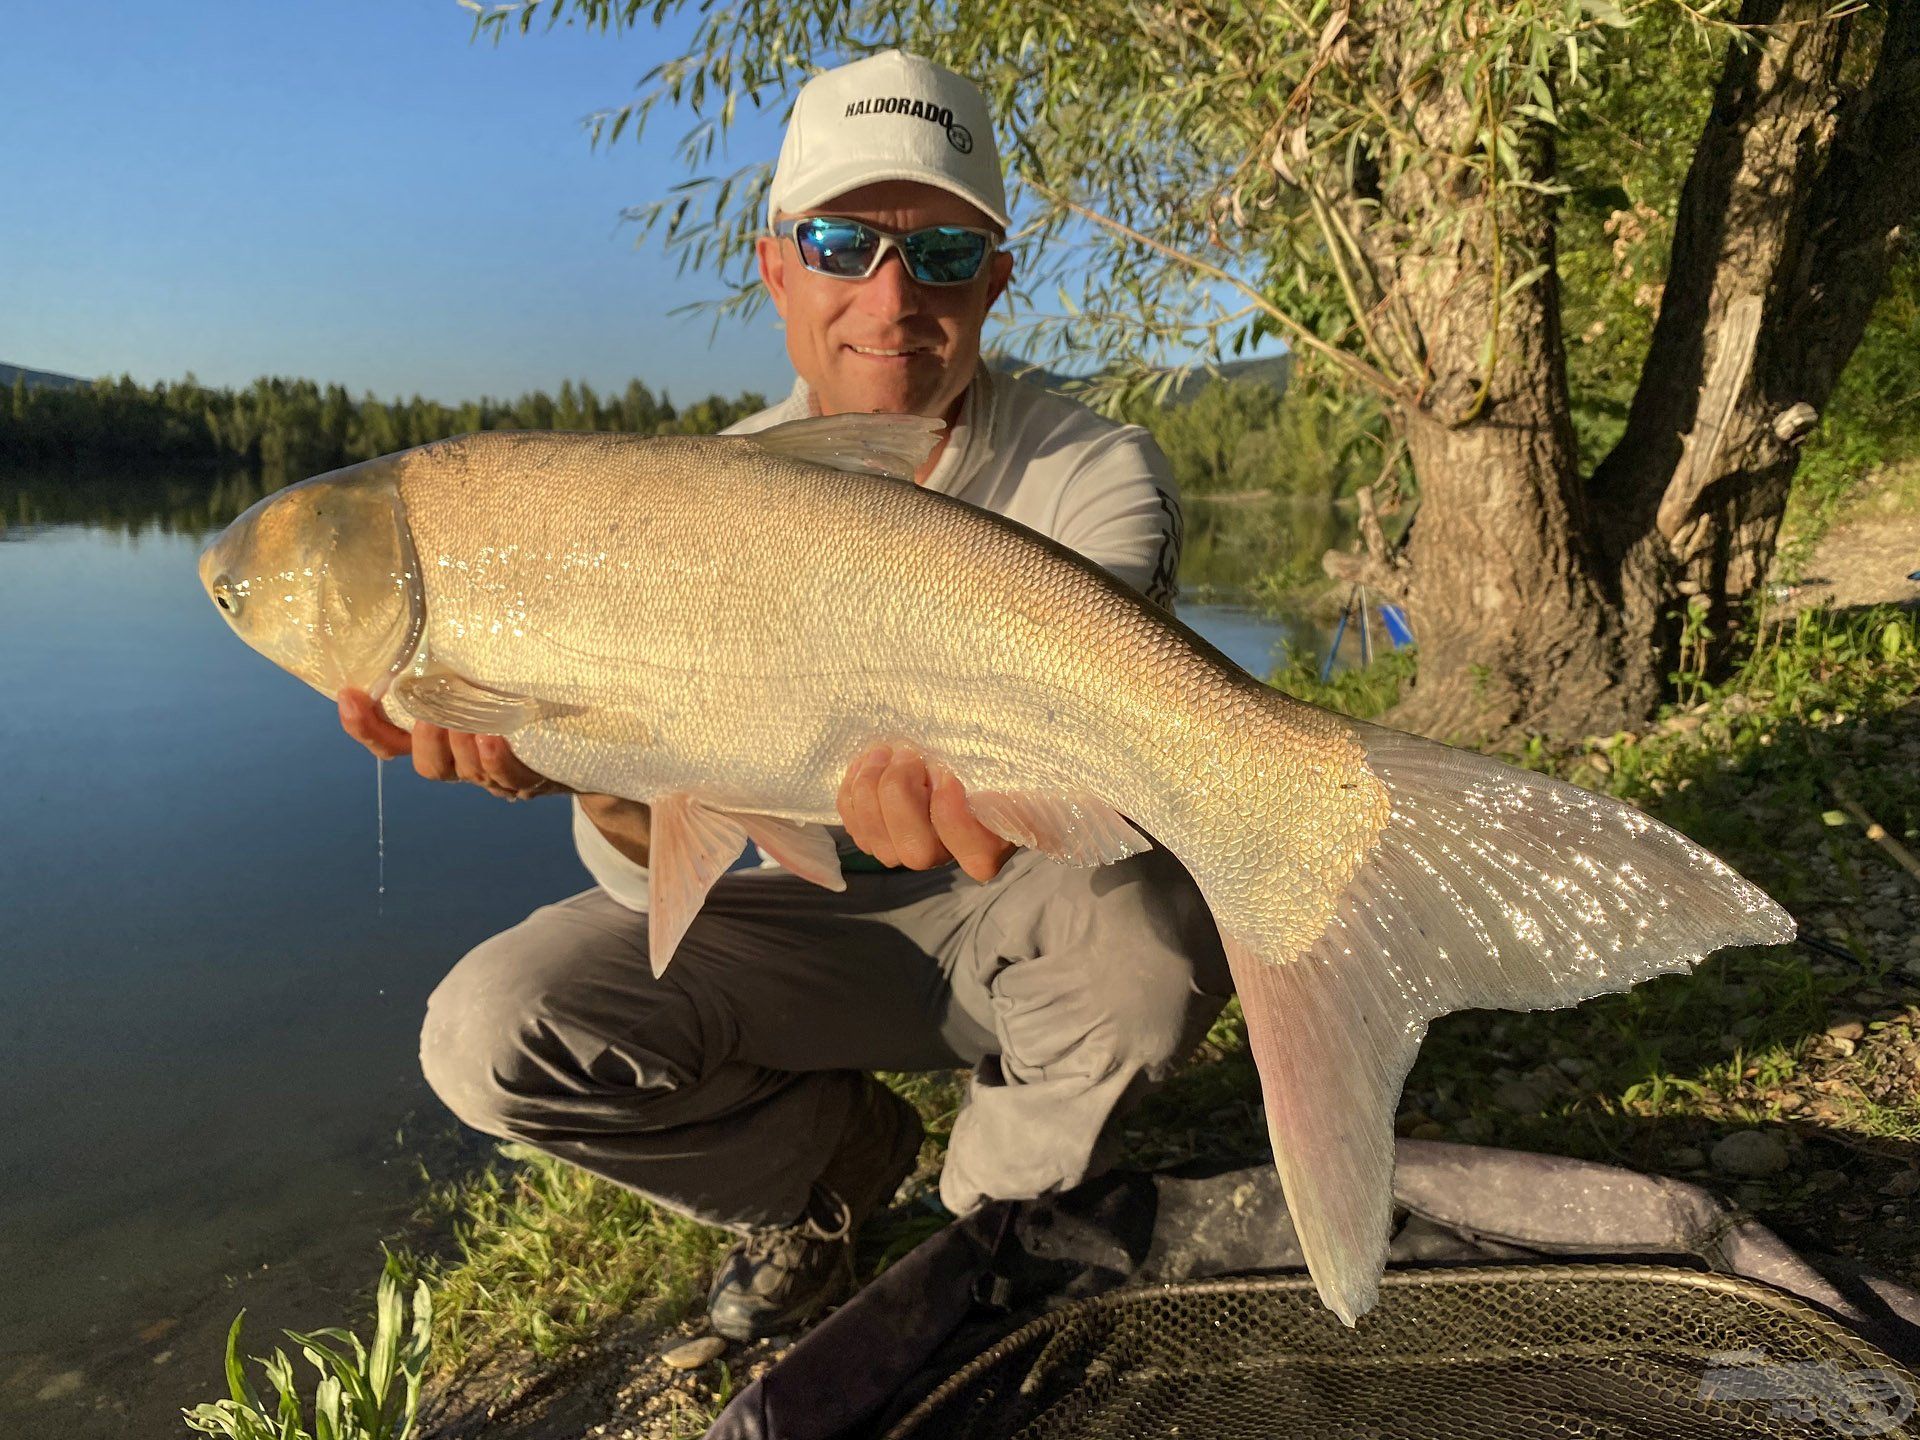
left=784, top=362, right=994, bottom=496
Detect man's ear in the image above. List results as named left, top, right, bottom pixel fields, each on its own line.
left=756, top=233, right=790, bottom=320
left=983, top=249, right=1014, bottom=312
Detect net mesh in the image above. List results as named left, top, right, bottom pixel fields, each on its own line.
left=882, top=1265, right=1920, bottom=1439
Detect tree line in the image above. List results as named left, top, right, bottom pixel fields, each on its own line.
left=0, top=372, right=769, bottom=477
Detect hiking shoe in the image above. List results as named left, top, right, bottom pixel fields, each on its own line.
left=706, top=1078, right=922, bottom=1342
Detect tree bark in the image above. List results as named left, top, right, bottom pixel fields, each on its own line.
left=1326, top=0, right=1918, bottom=742
left=1592, top=0, right=1920, bottom=671
left=1329, top=5, right=1651, bottom=742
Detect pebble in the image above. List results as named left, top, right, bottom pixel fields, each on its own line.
left=1493, top=1079, right=1550, bottom=1115
left=1826, top=1018, right=1868, bottom=1042
left=1881, top=1171, right=1920, bottom=1198
left=1711, top=1130, right=1790, bottom=1176
left=1554, top=1056, right=1591, bottom=1077
left=1411, top=1122, right=1448, bottom=1141
left=660, top=1336, right=727, bottom=1371
left=34, top=1370, right=82, bottom=1402
left=1667, top=1146, right=1707, bottom=1169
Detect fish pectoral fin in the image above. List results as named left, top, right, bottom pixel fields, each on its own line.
left=731, top=814, right=846, bottom=894
left=1222, top=930, right=1426, bottom=1330
left=647, top=795, right=753, bottom=978
left=390, top=665, right=581, bottom=735
left=744, top=413, right=945, bottom=481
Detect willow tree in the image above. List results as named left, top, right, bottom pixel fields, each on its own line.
left=475, top=0, right=1919, bottom=742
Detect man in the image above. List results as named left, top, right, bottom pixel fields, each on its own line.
left=341, top=49, right=1231, bottom=1342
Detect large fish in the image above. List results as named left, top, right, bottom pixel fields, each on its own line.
left=198, top=412, right=1793, bottom=1325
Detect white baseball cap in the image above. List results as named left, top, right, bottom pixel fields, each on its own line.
left=767, top=50, right=1011, bottom=231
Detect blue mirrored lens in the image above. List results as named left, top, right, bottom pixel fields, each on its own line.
left=902, top=226, right=990, bottom=283
left=791, top=219, right=990, bottom=284
left=794, top=219, right=880, bottom=277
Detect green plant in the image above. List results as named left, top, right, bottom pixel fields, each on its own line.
left=182, top=1259, right=431, bottom=1440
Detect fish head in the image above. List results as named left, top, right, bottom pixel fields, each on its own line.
left=199, top=455, right=424, bottom=701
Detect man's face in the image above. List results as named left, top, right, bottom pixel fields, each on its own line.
left=756, top=179, right=1014, bottom=420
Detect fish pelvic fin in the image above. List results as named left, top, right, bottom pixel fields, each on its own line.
left=647, top=797, right=845, bottom=978
left=744, top=413, right=945, bottom=480
left=1224, top=718, right=1795, bottom=1326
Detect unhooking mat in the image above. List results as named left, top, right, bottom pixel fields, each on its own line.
left=705, top=1139, right=1920, bottom=1440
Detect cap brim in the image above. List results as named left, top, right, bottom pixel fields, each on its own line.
left=770, top=161, right=1011, bottom=231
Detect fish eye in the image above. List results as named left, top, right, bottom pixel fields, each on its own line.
left=212, top=577, right=242, bottom=617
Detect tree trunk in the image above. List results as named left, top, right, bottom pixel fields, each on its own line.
left=1328, top=6, right=1655, bottom=742
left=1593, top=0, right=1920, bottom=671
left=1328, top=0, right=1919, bottom=743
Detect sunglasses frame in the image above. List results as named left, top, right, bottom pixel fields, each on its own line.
left=772, top=215, right=1000, bottom=287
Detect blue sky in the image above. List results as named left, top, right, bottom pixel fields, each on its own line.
left=1, top=0, right=800, bottom=404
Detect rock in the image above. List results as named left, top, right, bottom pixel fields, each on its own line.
left=1554, top=1056, right=1591, bottom=1078
left=34, top=1370, right=83, bottom=1402
left=1493, top=1079, right=1550, bottom=1114
left=1411, top=1122, right=1448, bottom=1141
left=660, top=1336, right=728, bottom=1371
left=1881, top=1171, right=1920, bottom=1198
left=1826, top=1017, right=1868, bottom=1042
left=1666, top=1146, right=1706, bottom=1169
left=1711, top=1130, right=1790, bottom=1177
left=1861, top=904, right=1904, bottom=931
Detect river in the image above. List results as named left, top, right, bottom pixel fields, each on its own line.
left=0, top=483, right=1314, bottom=1437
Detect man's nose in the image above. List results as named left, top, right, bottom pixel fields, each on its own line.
left=857, top=247, right=924, bottom=315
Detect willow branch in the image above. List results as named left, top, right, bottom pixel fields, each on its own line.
left=1028, top=182, right=1405, bottom=403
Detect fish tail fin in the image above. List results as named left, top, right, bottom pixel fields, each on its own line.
left=1222, top=720, right=1795, bottom=1327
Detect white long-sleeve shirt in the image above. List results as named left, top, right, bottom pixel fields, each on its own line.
left=572, top=363, right=1184, bottom=911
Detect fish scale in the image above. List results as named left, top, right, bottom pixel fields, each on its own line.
left=199, top=409, right=1795, bottom=1329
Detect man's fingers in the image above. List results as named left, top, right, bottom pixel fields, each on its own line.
left=337, top=688, right=412, bottom=760
left=877, top=749, right=950, bottom=870
left=411, top=723, right=458, bottom=782
left=929, top=766, right=1015, bottom=883
left=476, top=735, right=569, bottom=799
left=838, top=746, right=897, bottom=866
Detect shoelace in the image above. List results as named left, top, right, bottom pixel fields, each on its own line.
left=740, top=1191, right=853, bottom=1268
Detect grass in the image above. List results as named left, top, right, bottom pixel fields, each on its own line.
left=390, top=601, right=1918, bottom=1402
left=192, top=467, right=1919, bottom=1432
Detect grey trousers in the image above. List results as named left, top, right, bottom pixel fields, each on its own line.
left=419, top=845, right=1233, bottom=1231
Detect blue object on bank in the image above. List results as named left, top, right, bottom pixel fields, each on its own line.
left=1379, top=603, right=1416, bottom=649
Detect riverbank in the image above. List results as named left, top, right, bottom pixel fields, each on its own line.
left=183, top=471, right=1920, bottom=1440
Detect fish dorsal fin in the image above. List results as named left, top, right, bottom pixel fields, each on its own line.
left=965, top=788, right=1151, bottom=867
left=390, top=662, right=581, bottom=734
left=745, top=413, right=945, bottom=480
left=647, top=797, right=846, bottom=978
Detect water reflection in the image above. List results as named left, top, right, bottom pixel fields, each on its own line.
left=0, top=474, right=1313, bottom=1437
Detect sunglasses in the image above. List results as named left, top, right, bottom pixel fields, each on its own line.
left=773, top=216, right=999, bottom=286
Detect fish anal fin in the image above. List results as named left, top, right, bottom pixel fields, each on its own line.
left=745, top=413, right=945, bottom=480
left=391, top=663, right=581, bottom=735
left=647, top=795, right=753, bottom=979
left=733, top=814, right=846, bottom=893
left=965, top=788, right=1151, bottom=867
left=1222, top=929, right=1424, bottom=1329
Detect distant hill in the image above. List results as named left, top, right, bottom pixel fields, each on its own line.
left=985, top=351, right=1291, bottom=404
left=1, top=362, right=86, bottom=392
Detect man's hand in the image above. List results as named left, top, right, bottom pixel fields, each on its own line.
left=836, top=744, right=1015, bottom=883
left=336, top=687, right=571, bottom=802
